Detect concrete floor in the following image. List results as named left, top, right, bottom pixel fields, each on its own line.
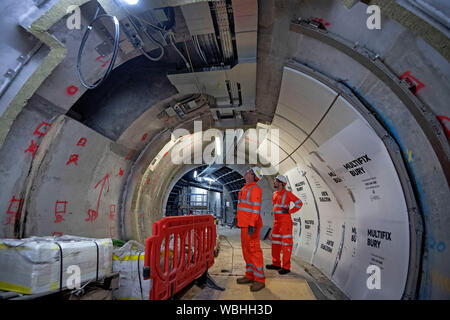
left=177, top=226, right=319, bottom=300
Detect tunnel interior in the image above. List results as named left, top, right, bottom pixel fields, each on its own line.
left=0, top=0, right=449, bottom=300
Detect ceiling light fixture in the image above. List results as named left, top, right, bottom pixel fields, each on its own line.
left=122, top=0, right=139, bottom=5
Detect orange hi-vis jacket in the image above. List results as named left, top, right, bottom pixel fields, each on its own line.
left=272, top=188, right=302, bottom=219
left=236, top=181, right=262, bottom=228
left=271, top=188, right=303, bottom=270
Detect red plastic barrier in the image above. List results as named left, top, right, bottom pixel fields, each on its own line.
left=143, top=215, right=216, bottom=300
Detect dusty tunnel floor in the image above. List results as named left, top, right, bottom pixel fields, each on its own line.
left=176, top=226, right=348, bottom=300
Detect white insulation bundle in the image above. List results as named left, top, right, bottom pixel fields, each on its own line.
left=0, top=235, right=112, bottom=294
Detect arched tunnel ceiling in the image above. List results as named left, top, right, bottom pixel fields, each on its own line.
left=0, top=0, right=449, bottom=300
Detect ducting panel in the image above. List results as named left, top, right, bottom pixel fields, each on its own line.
left=232, top=0, right=258, bottom=63
left=181, top=2, right=215, bottom=35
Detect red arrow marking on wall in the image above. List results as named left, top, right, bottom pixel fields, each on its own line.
left=86, top=173, right=110, bottom=222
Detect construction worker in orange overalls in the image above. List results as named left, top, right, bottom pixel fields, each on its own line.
left=236, top=166, right=265, bottom=292
left=266, top=174, right=303, bottom=275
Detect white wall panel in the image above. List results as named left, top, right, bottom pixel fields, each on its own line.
left=311, top=96, right=365, bottom=146
left=285, top=167, right=319, bottom=264
left=291, top=146, right=312, bottom=166
left=312, top=119, right=410, bottom=299
left=272, top=114, right=308, bottom=145
left=277, top=157, right=296, bottom=175
left=308, top=169, right=346, bottom=278
left=301, top=138, right=319, bottom=155
left=276, top=134, right=297, bottom=155
left=290, top=152, right=308, bottom=167
left=277, top=67, right=338, bottom=133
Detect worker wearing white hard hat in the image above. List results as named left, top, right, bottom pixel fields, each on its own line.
left=248, top=166, right=263, bottom=181
left=275, top=174, right=287, bottom=185
left=267, top=174, right=303, bottom=274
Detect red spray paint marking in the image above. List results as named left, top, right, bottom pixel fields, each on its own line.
left=109, top=226, right=115, bottom=238
left=437, top=115, right=450, bottom=138
left=86, top=209, right=98, bottom=223
left=146, top=178, right=151, bottom=185
left=66, top=154, right=79, bottom=166
left=24, top=139, right=39, bottom=158
left=142, top=133, right=148, bottom=141
left=96, top=56, right=110, bottom=68
left=34, top=122, right=51, bottom=137
left=54, top=200, right=67, bottom=223
left=77, top=137, right=87, bottom=147
left=4, top=196, right=23, bottom=226
left=66, top=85, right=78, bottom=95
left=163, top=151, right=169, bottom=157
left=52, top=232, right=63, bottom=237
left=109, top=205, right=116, bottom=221
left=86, top=173, right=110, bottom=222
left=399, top=71, right=425, bottom=94
left=125, top=149, right=136, bottom=161
left=117, top=168, right=124, bottom=177
left=164, top=116, right=170, bottom=123
left=313, top=17, right=330, bottom=26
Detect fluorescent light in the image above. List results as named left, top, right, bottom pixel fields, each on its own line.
left=122, top=0, right=139, bottom=5
left=194, top=170, right=197, bottom=178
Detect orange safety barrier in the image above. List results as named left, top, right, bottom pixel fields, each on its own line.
left=143, top=214, right=218, bottom=300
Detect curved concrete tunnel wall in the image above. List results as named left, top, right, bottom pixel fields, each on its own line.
left=0, top=0, right=449, bottom=300
left=262, top=65, right=413, bottom=299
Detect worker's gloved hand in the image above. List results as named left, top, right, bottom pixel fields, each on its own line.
left=282, top=208, right=289, bottom=214
left=248, top=225, right=255, bottom=236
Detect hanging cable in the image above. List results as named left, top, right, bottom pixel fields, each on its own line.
left=192, top=35, right=207, bottom=65
left=77, top=7, right=120, bottom=90
left=167, top=32, right=191, bottom=70
left=140, top=29, right=165, bottom=61
left=120, top=5, right=191, bottom=68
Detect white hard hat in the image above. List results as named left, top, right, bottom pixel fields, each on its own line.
left=276, top=174, right=287, bottom=185
left=251, top=166, right=263, bottom=181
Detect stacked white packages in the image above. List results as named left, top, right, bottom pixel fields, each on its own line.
left=112, top=240, right=151, bottom=300
left=0, top=235, right=112, bottom=295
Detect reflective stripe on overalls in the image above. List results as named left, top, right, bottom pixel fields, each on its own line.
left=271, top=189, right=294, bottom=270
left=237, top=182, right=265, bottom=283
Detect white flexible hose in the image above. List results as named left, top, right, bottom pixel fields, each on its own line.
left=140, top=45, right=164, bottom=62
left=166, top=32, right=190, bottom=70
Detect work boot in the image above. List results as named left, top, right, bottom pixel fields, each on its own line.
left=236, top=277, right=253, bottom=284
left=278, top=268, right=290, bottom=275
left=266, top=264, right=281, bottom=270
left=250, top=281, right=265, bottom=292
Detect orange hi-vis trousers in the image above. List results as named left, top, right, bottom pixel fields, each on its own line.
left=271, top=216, right=294, bottom=270
left=240, top=220, right=265, bottom=283
left=271, top=188, right=302, bottom=270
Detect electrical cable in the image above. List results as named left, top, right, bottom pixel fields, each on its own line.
left=137, top=251, right=144, bottom=300
left=77, top=8, right=120, bottom=90
left=168, top=32, right=190, bottom=70
left=121, top=5, right=190, bottom=68
left=140, top=29, right=165, bottom=61
left=193, top=35, right=207, bottom=65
